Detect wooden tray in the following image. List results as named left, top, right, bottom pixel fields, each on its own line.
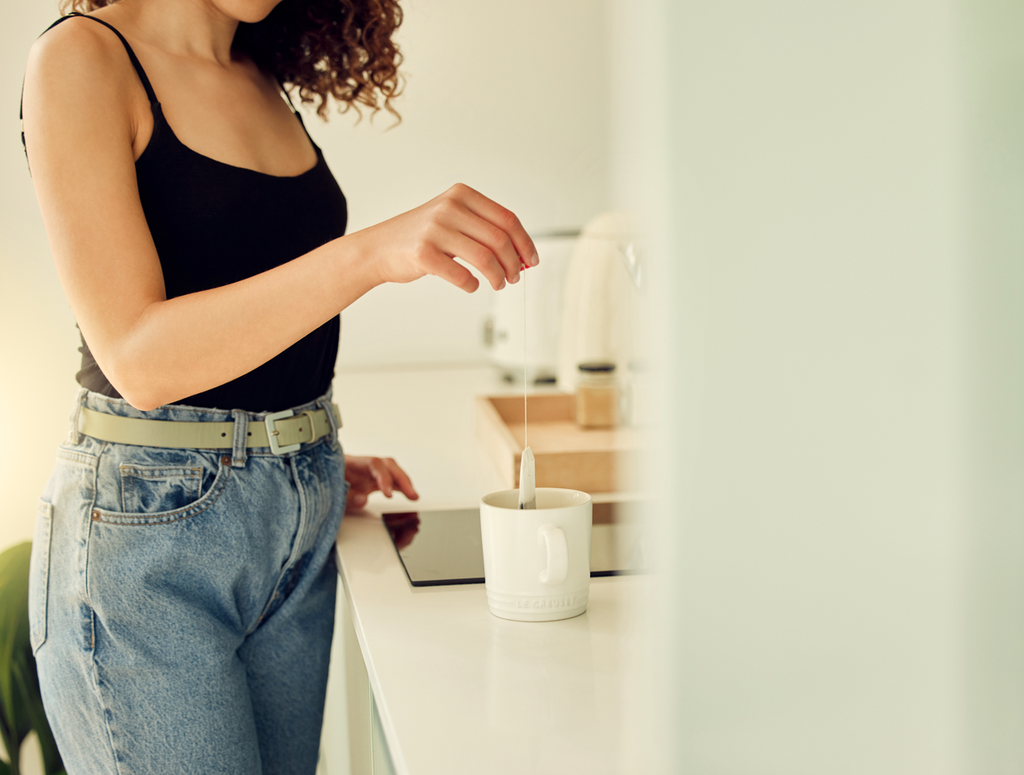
left=474, top=393, right=644, bottom=494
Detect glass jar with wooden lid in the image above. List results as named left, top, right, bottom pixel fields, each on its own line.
left=575, top=362, right=620, bottom=428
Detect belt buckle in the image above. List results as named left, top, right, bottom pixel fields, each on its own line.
left=265, top=409, right=301, bottom=455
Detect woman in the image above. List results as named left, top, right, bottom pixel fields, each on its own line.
left=21, top=0, right=536, bottom=771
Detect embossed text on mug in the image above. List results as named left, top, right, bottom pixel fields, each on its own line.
left=516, top=595, right=584, bottom=609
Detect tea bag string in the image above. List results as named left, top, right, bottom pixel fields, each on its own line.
left=523, top=260, right=528, bottom=450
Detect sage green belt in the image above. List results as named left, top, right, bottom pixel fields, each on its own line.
left=79, top=404, right=341, bottom=455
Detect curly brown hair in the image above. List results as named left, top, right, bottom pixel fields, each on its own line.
left=59, top=0, right=404, bottom=121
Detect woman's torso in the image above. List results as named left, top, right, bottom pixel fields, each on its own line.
left=46, top=13, right=348, bottom=413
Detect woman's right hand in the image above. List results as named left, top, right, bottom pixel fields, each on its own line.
left=352, top=183, right=540, bottom=293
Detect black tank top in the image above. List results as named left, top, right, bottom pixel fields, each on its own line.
left=33, top=15, right=348, bottom=413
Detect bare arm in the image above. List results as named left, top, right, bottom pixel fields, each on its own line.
left=22, top=21, right=536, bottom=411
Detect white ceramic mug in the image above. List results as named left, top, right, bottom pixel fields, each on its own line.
left=479, top=488, right=592, bottom=622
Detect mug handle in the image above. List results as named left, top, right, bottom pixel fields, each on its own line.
left=538, top=524, right=568, bottom=585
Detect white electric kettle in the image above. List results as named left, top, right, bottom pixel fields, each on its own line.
left=557, top=211, right=643, bottom=392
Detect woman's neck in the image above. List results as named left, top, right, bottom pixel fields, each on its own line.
left=96, top=0, right=241, bottom=67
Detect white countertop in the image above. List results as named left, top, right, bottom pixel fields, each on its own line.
left=332, top=364, right=651, bottom=775
left=336, top=511, right=650, bottom=775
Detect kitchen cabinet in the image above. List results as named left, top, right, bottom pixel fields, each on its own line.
left=338, top=587, right=397, bottom=775
left=369, top=688, right=397, bottom=775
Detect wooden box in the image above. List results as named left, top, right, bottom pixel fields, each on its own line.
left=474, top=393, right=644, bottom=494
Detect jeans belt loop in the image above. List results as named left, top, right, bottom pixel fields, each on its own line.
left=322, top=396, right=341, bottom=450
left=230, top=409, right=249, bottom=468
left=68, top=388, right=88, bottom=445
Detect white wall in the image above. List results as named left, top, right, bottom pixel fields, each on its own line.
left=619, top=0, right=1023, bottom=772
left=957, top=1, right=1024, bottom=767
left=307, top=0, right=610, bottom=368
left=0, top=0, right=610, bottom=553
left=0, top=2, right=81, bottom=553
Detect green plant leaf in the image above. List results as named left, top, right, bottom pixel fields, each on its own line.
left=0, top=544, right=32, bottom=729
left=0, top=712, right=14, bottom=768
left=23, top=683, right=60, bottom=775
left=0, top=542, right=59, bottom=775
left=9, top=669, right=35, bottom=771
left=0, top=713, right=18, bottom=775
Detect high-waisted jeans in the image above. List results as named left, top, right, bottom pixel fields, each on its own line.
left=28, top=389, right=347, bottom=775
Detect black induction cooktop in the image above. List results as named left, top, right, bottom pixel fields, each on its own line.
left=382, top=501, right=649, bottom=587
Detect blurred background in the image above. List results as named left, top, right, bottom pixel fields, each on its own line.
left=3, top=0, right=1024, bottom=773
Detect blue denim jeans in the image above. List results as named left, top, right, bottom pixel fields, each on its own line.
left=28, top=389, right=347, bottom=775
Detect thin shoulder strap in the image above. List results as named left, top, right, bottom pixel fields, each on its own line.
left=20, top=14, right=158, bottom=170
left=278, top=78, right=299, bottom=113
left=61, top=13, right=159, bottom=104
left=21, top=13, right=158, bottom=112
left=275, top=77, right=318, bottom=145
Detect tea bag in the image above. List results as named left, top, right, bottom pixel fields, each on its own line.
left=518, top=263, right=537, bottom=510
left=518, top=446, right=536, bottom=509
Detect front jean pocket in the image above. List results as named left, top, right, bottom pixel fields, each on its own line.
left=93, top=455, right=232, bottom=526
left=29, top=500, right=53, bottom=654
left=120, top=464, right=202, bottom=513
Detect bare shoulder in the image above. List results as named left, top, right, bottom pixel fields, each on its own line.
left=27, top=15, right=132, bottom=87
left=23, top=15, right=142, bottom=142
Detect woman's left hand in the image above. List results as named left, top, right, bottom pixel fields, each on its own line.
left=344, top=455, right=419, bottom=514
